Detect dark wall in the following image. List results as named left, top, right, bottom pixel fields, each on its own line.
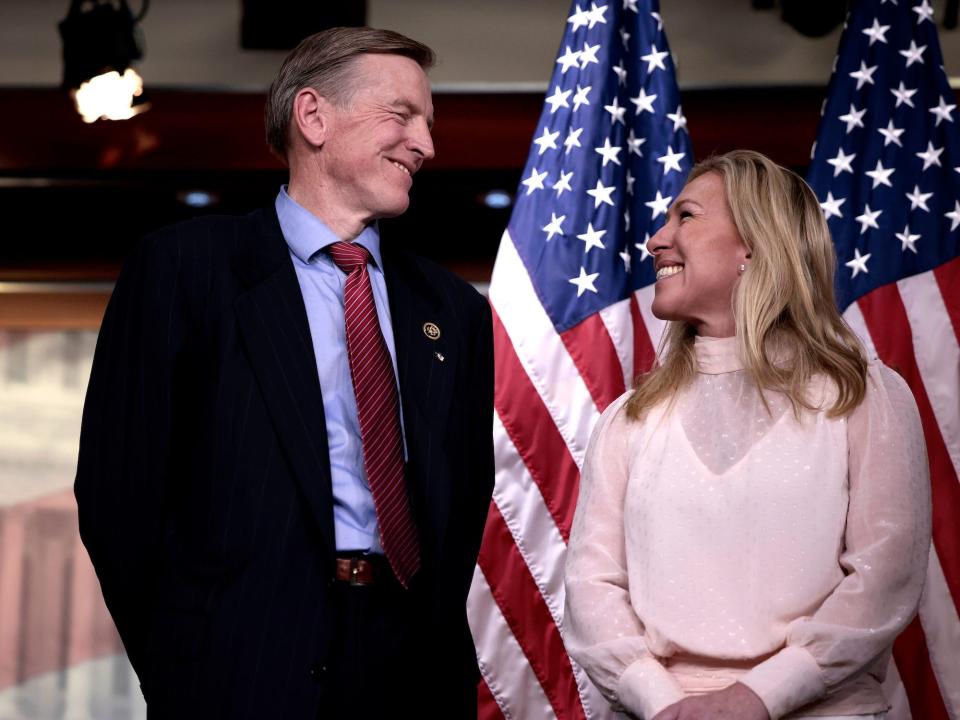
left=0, top=86, right=827, bottom=281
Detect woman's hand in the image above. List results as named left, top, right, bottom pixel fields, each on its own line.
left=651, top=682, right=770, bottom=720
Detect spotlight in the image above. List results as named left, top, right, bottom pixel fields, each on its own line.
left=59, top=0, right=150, bottom=123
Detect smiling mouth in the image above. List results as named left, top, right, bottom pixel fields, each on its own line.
left=656, top=265, right=684, bottom=280
left=390, top=160, right=411, bottom=176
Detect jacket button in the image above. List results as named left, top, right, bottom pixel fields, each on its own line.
left=309, top=665, right=327, bottom=681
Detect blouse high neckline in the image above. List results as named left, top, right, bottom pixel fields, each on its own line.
left=694, top=335, right=742, bottom=375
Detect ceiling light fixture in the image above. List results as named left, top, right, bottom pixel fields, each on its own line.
left=482, top=190, right=513, bottom=210
left=59, top=0, right=150, bottom=123
left=177, top=190, right=220, bottom=209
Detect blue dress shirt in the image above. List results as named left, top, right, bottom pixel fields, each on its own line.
left=275, top=187, right=406, bottom=553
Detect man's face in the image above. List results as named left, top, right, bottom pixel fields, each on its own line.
left=318, top=53, right=435, bottom=227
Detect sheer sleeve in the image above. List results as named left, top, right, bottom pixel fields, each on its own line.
left=740, top=363, right=932, bottom=719
left=564, top=393, right=685, bottom=719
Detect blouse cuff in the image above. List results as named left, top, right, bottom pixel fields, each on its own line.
left=739, top=646, right=825, bottom=719
left=617, top=656, right=685, bottom=719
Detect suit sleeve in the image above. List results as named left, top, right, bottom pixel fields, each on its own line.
left=74, top=231, right=185, bottom=680
left=457, top=294, right=494, bottom=597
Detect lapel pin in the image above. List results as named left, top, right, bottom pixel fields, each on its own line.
left=434, top=352, right=445, bottom=362
left=422, top=322, right=441, bottom=340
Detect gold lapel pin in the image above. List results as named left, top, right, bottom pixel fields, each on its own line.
left=422, top=322, right=441, bottom=340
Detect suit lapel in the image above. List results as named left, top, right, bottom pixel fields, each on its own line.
left=383, top=248, right=455, bottom=563
left=233, top=209, right=336, bottom=557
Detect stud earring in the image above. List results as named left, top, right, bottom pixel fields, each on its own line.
left=737, top=263, right=747, bottom=274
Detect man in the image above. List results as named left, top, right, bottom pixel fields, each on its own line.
left=75, top=27, right=494, bottom=719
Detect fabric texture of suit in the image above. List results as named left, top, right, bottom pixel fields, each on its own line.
left=75, top=207, right=494, bottom=719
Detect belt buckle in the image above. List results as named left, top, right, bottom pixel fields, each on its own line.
left=349, top=557, right=364, bottom=586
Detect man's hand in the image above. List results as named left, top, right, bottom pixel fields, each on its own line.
left=651, top=682, right=770, bottom=720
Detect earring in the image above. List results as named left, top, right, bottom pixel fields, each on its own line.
left=737, top=263, right=747, bottom=274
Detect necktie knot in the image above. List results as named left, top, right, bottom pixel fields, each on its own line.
left=328, top=241, right=371, bottom=274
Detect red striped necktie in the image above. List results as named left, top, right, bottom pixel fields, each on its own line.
left=328, top=241, right=420, bottom=588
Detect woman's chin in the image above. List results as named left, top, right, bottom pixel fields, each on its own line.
left=650, top=300, right=679, bottom=322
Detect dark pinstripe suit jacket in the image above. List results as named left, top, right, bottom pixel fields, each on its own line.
left=75, top=207, right=494, bottom=719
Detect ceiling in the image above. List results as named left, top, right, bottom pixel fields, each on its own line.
left=3, top=0, right=959, bottom=91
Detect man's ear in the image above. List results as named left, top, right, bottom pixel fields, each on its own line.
left=291, top=87, right=331, bottom=149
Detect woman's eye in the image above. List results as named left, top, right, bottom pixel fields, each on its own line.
left=679, top=211, right=693, bottom=221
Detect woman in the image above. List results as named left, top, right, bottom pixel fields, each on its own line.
left=563, top=150, right=931, bottom=720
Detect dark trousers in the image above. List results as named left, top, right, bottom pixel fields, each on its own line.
left=317, top=567, right=417, bottom=719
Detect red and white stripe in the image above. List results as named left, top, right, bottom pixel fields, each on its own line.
left=469, top=230, right=660, bottom=720
left=471, top=230, right=960, bottom=719
left=845, top=256, right=960, bottom=720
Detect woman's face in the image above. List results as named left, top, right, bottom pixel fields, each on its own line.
left=647, top=171, right=751, bottom=337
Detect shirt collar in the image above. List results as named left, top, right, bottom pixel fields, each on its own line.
left=275, top=186, right=383, bottom=269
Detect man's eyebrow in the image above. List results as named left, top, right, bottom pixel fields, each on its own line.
left=389, top=99, right=419, bottom=114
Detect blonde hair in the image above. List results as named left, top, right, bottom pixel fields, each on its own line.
left=625, top=149, right=867, bottom=421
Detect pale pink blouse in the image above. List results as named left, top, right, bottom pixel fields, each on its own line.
left=563, top=336, right=931, bottom=720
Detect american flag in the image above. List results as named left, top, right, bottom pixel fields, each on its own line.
left=465, top=1, right=691, bottom=717
left=806, top=1, right=960, bottom=718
